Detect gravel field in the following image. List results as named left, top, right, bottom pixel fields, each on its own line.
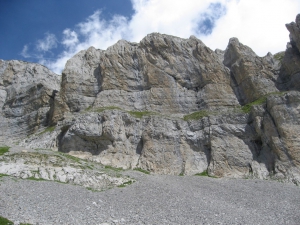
left=0, top=171, right=300, bottom=225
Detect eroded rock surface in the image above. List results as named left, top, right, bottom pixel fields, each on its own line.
left=0, top=60, right=60, bottom=141
left=53, top=33, right=239, bottom=124
left=224, top=38, right=280, bottom=104
left=1, top=14, right=300, bottom=185
left=0, top=148, right=133, bottom=191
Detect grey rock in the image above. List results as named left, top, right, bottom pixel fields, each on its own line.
left=24, top=109, right=269, bottom=179
left=2, top=14, right=300, bottom=186
left=0, top=149, right=133, bottom=191
left=0, top=60, right=60, bottom=141
left=286, top=14, right=300, bottom=53
left=280, top=14, right=300, bottom=91
left=53, top=33, right=239, bottom=123
left=224, top=38, right=279, bottom=104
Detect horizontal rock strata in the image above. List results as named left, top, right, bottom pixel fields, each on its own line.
left=1, top=14, right=300, bottom=185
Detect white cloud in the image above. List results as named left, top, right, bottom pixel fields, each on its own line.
left=20, top=45, right=30, bottom=58
left=36, top=33, right=57, bottom=52
left=129, top=0, right=216, bottom=41
left=34, top=0, right=300, bottom=74
left=62, top=29, right=79, bottom=49
left=200, top=0, right=300, bottom=56
left=39, top=10, right=129, bottom=74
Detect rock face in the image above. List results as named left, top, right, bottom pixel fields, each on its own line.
left=0, top=60, right=60, bottom=142
left=1, top=14, right=300, bottom=185
left=280, top=14, right=300, bottom=91
left=224, top=38, right=280, bottom=104
left=53, top=33, right=239, bottom=125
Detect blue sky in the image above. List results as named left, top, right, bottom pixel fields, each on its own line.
left=0, top=0, right=133, bottom=61
left=1, top=0, right=299, bottom=74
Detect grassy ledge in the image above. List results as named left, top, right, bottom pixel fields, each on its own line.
left=104, top=165, right=124, bottom=172
left=241, top=96, right=268, bottom=113
left=0, top=146, right=10, bottom=156
left=128, top=111, right=156, bottom=118
left=241, top=92, right=286, bottom=113
left=38, top=126, right=56, bottom=135
left=183, top=110, right=209, bottom=121
left=58, top=152, right=81, bottom=163
left=133, top=168, right=150, bottom=174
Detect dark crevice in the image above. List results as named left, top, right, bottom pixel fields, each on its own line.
left=136, top=138, right=143, bottom=155
left=229, top=70, right=245, bottom=105
left=57, top=125, right=70, bottom=152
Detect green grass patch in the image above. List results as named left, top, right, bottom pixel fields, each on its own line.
left=84, top=106, right=93, bottom=111
left=194, top=170, right=209, bottom=176
left=86, top=165, right=94, bottom=170
left=179, top=172, right=185, bottom=176
left=63, top=154, right=81, bottom=163
left=128, top=111, right=156, bottom=118
left=104, top=165, right=123, bottom=172
left=57, top=152, right=82, bottom=163
left=0, top=173, right=9, bottom=178
left=38, top=126, right=56, bottom=135
left=183, top=110, right=209, bottom=121
left=0, top=146, right=10, bottom=156
left=93, top=106, right=122, bottom=113
left=0, top=216, right=13, bottom=225
left=133, top=168, right=150, bottom=174
left=195, top=170, right=218, bottom=178
left=274, top=51, right=285, bottom=61
left=241, top=92, right=286, bottom=113
left=241, top=96, right=267, bottom=113
left=0, top=216, right=32, bottom=225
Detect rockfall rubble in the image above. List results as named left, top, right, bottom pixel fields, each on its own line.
left=1, top=14, right=300, bottom=185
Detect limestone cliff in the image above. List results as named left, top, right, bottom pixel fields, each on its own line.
left=1, top=14, right=300, bottom=184
left=0, top=60, right=60, bottom=142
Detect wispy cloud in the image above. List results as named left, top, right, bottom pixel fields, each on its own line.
left=200, top=0, right=300, bottom=55
left=20, top=45, right=30, bottom=58
left=196, top=2, right=227, bottom=35
left=36, top=32, right=57, bottom=52
left=39, top=10, right=129, bottom=74
left=22, top=0, right=300, bottom=74
left=62, top=29, right=79, bottom=49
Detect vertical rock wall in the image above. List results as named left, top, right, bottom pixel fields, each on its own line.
left=1, top=14, right=300, bottom=184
